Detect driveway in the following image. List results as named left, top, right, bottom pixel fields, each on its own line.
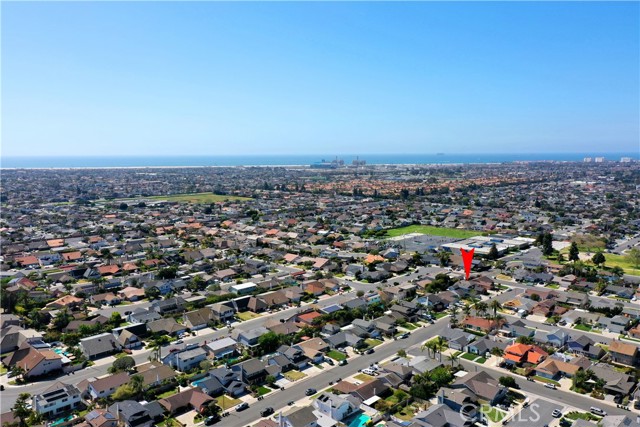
left=506, top=399, right=562, bottom=427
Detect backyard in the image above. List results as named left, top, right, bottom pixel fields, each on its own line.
left=481, top=405, right=506, bottom=422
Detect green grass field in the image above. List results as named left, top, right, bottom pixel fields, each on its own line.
left=327, top=350, right=347, bottom=361
left=482, top=406, right=506, bottom=422
left=284, top=370, right=307, bottom=381
left=215, top=395, right=242, bottom=410
left=236, top=311, right=261, bottom=321
left=365, top=338, right=384, bottom=348
left=559, top=248, right=640, bottom=275
left=105, top=192, right=252, bottom=204
left=385, top=225, right=479, bottom=239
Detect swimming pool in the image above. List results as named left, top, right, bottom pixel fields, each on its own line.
left=50, top=415, right=74, bottom=426
left=346, top=413, right=371, bottom=427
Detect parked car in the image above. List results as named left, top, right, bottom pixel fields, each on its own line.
left=338, top=359, right=348, bottom=366
left=365, top=348, right=375, bottom=354
left=325, top=359, right=334, bottom=366
left=399, top=332, right=410, bottom=339
left=287, top=401, right=295, bottom=406
left=552, top=410, right=562, bottom=418
left=305, top=388, right=316, bottom=396
left=204, top=415, right=220, bottom=425
left=590, top=407, right=606, bottom=416
left=235, top=403, right=249, bottom=412
left=260, top=407, right=274, bottom=417
left=544, top=383, right=556, bottom=390
left=170, top=339, right=183, bottom=345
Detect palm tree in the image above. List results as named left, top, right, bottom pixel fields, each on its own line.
left=436, top=336, right=446, bottom=361
left=489, top=300, right=502, bottom=319
left=421, top=340, right=437, bottom=358
left=462, top=304, right=472, bottom=318
left=130, top=374, right=145, bottom=400
left=447, top=353, right=460, bottom=367
left=437, top=251, right=451, bottom=267
left=12, top=393, right=32, bottom=427
left=475, top=301, right=488, bottom=318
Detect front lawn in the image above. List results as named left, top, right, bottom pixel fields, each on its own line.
left=533, top=376, right=560, bottom=385
left=461, top=352, right=478, bottom=361
left=545, top=284, right=560, bottom=289
left=403, top=323, right=418, bottom=330
left=284, top=370, right=307, bottom=381
left=475, top=357, right=487, bottom=364
left=236, top=311, right=261, bottom=321
left=354, top=373, right=374, bottom=382
left=365, top=338, right=383, bottom=348
left=565, top=412, right=601, bottom=421
left=481, top=406, right=506, bottom=422
left=256, top=386, right=271, bottom=396
left=327, top=350, right=347, bottom=361
left=574, top=324, right=592, bottom=332
left=215, top=395, right=242, bottom=410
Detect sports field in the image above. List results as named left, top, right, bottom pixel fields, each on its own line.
left=385, top=225, right=478, bottom=239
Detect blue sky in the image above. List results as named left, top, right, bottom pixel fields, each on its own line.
left=2, top=2, right=639, bottom=157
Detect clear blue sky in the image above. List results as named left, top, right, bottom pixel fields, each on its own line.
left=2, top=1, right=639, bottom=157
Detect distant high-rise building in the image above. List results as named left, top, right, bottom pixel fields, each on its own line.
left=620, top=157, right=632, bottom=163
left=595, top=157, right=605, bottom=163
left=583, top=157, right=592, bottom=162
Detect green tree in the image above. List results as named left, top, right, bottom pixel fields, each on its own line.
left=542, top=233, right=554, bottom=256
left=516, top=336, right=534, bottom=344
left=488, top=244, right=499, bottom=260
left=489, top=300, right=502, bottom=319
left=627, top=248, right=640, bottom=268
left=397, top=349, right=407, bottom=358
left=569, top=242, right=580, bottom=262
left=437, top=251, right=451, bottom=267
left=499, top=376, right=517, bottom=388
left=356, top=290, right=365, bottom=298
left=110, top=355, right=135, bottom=373
left=591, top=251, right=605, bottom=267
left=129, top=374, right=145, bottom=399
left=12, top=393, right=33, bottom=427
left=144, top=286, right=161, bottom=300
left=257, top=331, right=284, bottom=355
left=110, top=312, right=123, bottom=327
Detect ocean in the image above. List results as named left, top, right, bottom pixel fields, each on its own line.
left=1, top=153, right=638, bottom=169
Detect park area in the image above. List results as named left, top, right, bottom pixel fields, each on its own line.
left=105, top=192, right=252, bottom=204
left=385, top=225, right=479, bottom=239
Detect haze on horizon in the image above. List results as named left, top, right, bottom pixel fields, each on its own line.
left=2, top=2, right=639, bottom=157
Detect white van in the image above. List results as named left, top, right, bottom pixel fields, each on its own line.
left=590, top=407, right=607, bottom=416
left=362, top=368, right=377, bottom=376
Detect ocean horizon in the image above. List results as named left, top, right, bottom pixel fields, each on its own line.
left=1, top=153, right=638, bottom=169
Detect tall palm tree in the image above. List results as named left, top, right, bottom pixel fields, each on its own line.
left=421, top=341, right=437, bottom=358
left=436, top=336, right=446, bottom=361
left=447, top=353, right=460, bottom=367
left=475, top=301, right=488, bottom=318
left=130, top=374, right=145, bottom=400
left=462, top=304, right=472, bottom=318
left=489, top=300, right=502, bottom=319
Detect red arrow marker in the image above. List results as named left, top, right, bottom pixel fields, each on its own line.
left=460, top=248, right=475, bottom=280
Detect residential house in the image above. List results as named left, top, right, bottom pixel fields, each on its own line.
left=566, top=334, right=605, bottom=359
left=107, top=401, right=153, bottom=427
left=162, top=346, right=207, bottom=372
left=79, top=333, right=122, bottom=360
left=236, top=327, right=269, bottom=349
left=236, top=358, right=267, bottom=385
left=297, top=338, right=329, bottom=363
left=209, top=302, right=236, bottom=323
left=502, top=343, right=548, bottom=366
left=146, top=318, right=186, bottom=336
left=278, top=406, right=318, bottom=427
left=451, top=371, right=507, bottom=405
left=1, top=345, right=62, bottom=378
left=313, top=393, right=359, bottom=421
left=462, top=316, right=500, bottom=334
left=608, top=340, right=639, bottom=366
left=204, top=337, right=238, bottom=360
left=33, top=382, right=82, bottom=418
left=158, top=388, right=214, bottom=414
left=86, top=372, right=130, bottom=400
